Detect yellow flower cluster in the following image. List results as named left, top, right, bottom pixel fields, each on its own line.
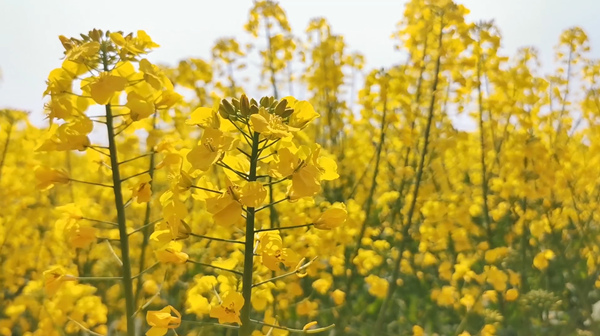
left=2, top=1, right=600, bottom=336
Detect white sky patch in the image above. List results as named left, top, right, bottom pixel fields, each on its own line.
left=0, top=0, right=597, bottom=128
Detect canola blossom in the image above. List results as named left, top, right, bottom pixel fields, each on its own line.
left=1, top=1, right=600, bottom=336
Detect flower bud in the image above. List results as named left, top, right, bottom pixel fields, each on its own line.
left=221, top=99, right=235, bottom=115
left=240, top=94, right=250, bottom=116
left=260, top=96, right=271, bottom=108
left=231, top=98, right=240, bottom=110
left=280, top=107, right=294, bottom=118
left=274, top=99, right=288, bottom=116
left=249, top=104, right=259, bottom=115
left=218, top=104, right=230, bottom=119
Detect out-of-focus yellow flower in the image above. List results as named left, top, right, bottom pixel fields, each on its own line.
left=132, top=173, right=152, bottom=203
left=365, top=274, right=388, bottom=299
left=412, top=325, right=425, bottom=336
left=35, top=166, right=70, bottom=190
left=505, top=288, right=519, bottom=301
left=314, top=202, right=347, bottom=230
left=146, top=305, right=181, bottom=336
left=485, top=265, right=508, bottom=291
left=331, top=289, right=346, bottom=305
left=155, top=241, right=189, bottom=264
left=187, top=106, right=221, bottom=129
left=43, top=266, right=76, bottom=296
left=533, top=250, right=555, bottom=270
left=481, top=324, right=496, bottom=336
left=296, top=299, right=318, bottom=317
left=210, top=291, right=244, bottom=325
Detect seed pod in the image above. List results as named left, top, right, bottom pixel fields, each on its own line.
left=221, top=99, right=235, bottom=115
left=240, top=94, right=250, bottom=116
left=274, top=99, right=288, bottom=116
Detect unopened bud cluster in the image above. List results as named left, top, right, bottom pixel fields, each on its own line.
left=219, top=94, right=294, bottom=120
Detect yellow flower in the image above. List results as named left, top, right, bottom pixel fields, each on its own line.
left=35, top=166, right=70, bottom=190
left=110, top=30, right=159, bottom=57
left=43, top=266, right=76, bottom=296
left=187, top=128, right=237, bottom=171
left=365, top=274, right=388, bottom=299
left=296, top=299, right=318, bottom=317
left=239, top=181, right=267, bottom=208
left=481, top=324, right=496, bottom=336
left=155, top=241, right=189, bottom=265
left=284, top=97, right=320, bottom=129
left=533, top=250, right=555, bottom=270
left=206, top=186, right=243, bottom=227
left=312, top=277, right=332, bottom=295
left=331, top=289, right=346, bottom=306
left=432, top=286, right=458, bottom=306
left=69, top=225, right=97, bottom=249
left=187, top=106, right=221, bottom=129
left=210, top=291, right=244, bottom=325
left=146, top=305, right=181, bottom=336
left=505, top=288, right=519, bottom=302
left=87, top=72, right=128, bottom=105
left=132, top=174, right=152, bottom=203
left=250, top=106, right=296, bottom=139
left=314, top=203, right=347, bottom=230
left=126, top=91, right=155, bottom=121
left=485, top=265, right=508, bottom=291
left=412, top=325, right=425, bottom=336
left=257, top=231, right=300, bottom=271
left=39, top=116, right=93, bottom=152
left=271, top=145, right=338, bottom=200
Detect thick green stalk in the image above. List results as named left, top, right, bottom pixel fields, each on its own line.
left=374, top=16, right=444, bottom=332
left=102, top=47, right=136, bottom=336
left=239, top=130, right=261, bottom=336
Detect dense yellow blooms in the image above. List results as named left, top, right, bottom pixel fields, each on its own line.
left=2, top=1, right=600, bottom=335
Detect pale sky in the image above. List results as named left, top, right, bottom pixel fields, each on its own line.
left=1, top=0, right=598, bottom=126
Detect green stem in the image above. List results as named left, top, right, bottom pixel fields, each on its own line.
left=254, top=223, right=313, bottom=233
left=189, top=232, right=245, bottom=245
left=187, top=260, right=243, bottom=276
left=134, top=113, right=158, bottom=307
left=239, top=130, right=261, bottom=336
left=341, top=71, right=389, bottom=326
left=0, top=116, right=13, bottom=185
left=102, top=45, right=136, bottom=336
left=476, top=36, right=493, bottom=246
